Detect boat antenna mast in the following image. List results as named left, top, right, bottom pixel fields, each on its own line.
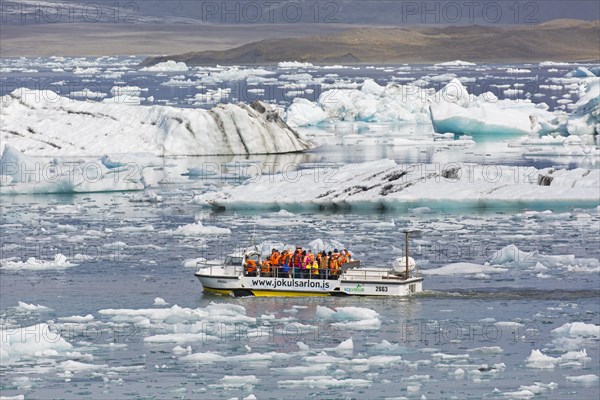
left=403, top=230, right=410, bottom=279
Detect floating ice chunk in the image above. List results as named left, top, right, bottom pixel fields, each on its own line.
left=172, top=345, right=192, bottom=356
left=217, top=375, right=259, bottom=388
left=198, top=160, right=600, bottom=209
left=566, top=374, right=599, bottom=384
left=552, top=322, right=600, bottom=338
left=1, top=89, right=314, bottom=156
left=285, top=98, right=329, bottom=127
left=167, top=220, right=231, bottom=236
left=140, top=60, right=189, bottom=72
left=58, top=314, right=94, bottom=322
left=525, top=349, right=559, bottom=368
left=467, top=346, right=503, bottom=354
left=0, top=144, right=145, bottom=195
left=430, top=79, right=556, bottom=136
left=1, top=323, right=73, bottom=363
left=278, top=61, right=314, bottom=68
left=316, top=306, right=381, bottom=330
left=434, top=60, right=476, bottom=66
left=316, top=306, right=379, bottom=321
left=507, top=68, right=532, bottom=74
left=565, top=67, right=596, bottom=78
left=566, top=78, right=599, bottom=137
left=153, top=297, right=168, bottom=306
left=518, top=382, right=558, bottom=395
left=327, top=338, right=353, bottom=352
left=180, top=351, right=225, bottom=363
left=501, top=389, right=535, bottom=399
left=1, top=254, right=76, bottom=271
left=361, top=79, right=384, bottom=96
left=277, top=376, right=371, bottom=388
left=15, top=301, right=50, bottom=312
left=422, top=263, right=507, bottom=276
left=60, top=360, right=108, bottom=372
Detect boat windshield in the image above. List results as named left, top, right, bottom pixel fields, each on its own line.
left=224, top=256, right=243, bottom=266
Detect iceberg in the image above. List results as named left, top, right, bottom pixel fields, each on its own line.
left=1, top=89, right=315, bottom=157
left=278, top=61, right=314, bottom=68
left=565, top=78, right=600, bottom=139
left=565, top=67, right=597, bottom=78
left=285, top=80, right=431, bottom=126
left=140, top=60, right=189, bottom=72
left=195, top=160, right=600, bottom=210
left=0, top=144, right=145, bottom=195
left=1, top=323, right=73, bottom=363
left=430, top=79, right=557, bottom=136
left=434, top=60, right=476, bottom=66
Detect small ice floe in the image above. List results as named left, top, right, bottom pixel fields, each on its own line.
left=140, top=60, right=189, bottom=72
left=153, top=297, right=168, bottom=306
left=58, top=314, right=94, bottom=323
left=14, top=301, right=50, bottom=312
left=325, top=337, right=353, bottom=353
left=566, top=374, right=599, bottom=385
left=316, top=306, right=381, bottom=330
left=552, top=322, right=600, bottom=338
left=467, top=346, right=503, bottom=354
left=166, top=220, right=231, bottom=236
left=1, top=254, right=76, bottom=271
left=172, top=345, right=192, bottom=356
left=1, top=323, right=73, bottom=363
left=277, top=376, right=371, bottom=389
left=422, top=262, right=507, bottom=276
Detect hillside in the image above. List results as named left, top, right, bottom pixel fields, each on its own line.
left=142, top=20, right=600, bottom=65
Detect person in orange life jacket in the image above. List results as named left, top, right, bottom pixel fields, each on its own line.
left=339, top=249, right=348, bottom=265
left=318, top=251, right=328, bottom=279
left=280, top=250, right=292, bottom=278
left=245, top=258, right=257, bottom=276
left=270, top=249, right=281, bottom=277
left=343, top=249, right=352, bottom=261
left=260, top=249, right=273, bottom=277
left=292, top=246, right=303, bottom=278
left=298, top=250, right=308, bottom=279
left=263, top=249, right=281, bottom=277
left=329, top=249, right=341, bottom=278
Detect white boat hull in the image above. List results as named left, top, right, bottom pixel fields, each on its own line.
left=195, top=270, right=423, bottom=297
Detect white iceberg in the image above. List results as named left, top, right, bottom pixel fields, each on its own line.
left=434, top=60, right=476, bottom=66
left=1, top=323, right=73, bottom=363
left=0, top=144, right=145, bottom=195
left=196, top=160, right=600, bottom=210
left=285, top=80, right=431, bottom=126
left=430, top=79, right=557, bottom=136
left=1, top=89, right=315, bottom=156
left=1, top=254, right=77, bottom=270
left=565, top=78, right=600, bottom=138
left=140, top=60, right=189, bottom=72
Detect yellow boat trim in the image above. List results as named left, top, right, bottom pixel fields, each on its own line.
left=203, top=288, right=234, bottom=296
left=250, top=290, right=330, bottom=297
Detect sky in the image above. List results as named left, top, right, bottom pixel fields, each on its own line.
left=2, top=0, right=599, bottom=25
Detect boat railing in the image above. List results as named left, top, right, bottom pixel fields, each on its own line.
left=196, top=261, right=244, bottom=276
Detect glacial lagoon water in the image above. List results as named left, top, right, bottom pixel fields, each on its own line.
left=1, top=58, right=599, bottom=399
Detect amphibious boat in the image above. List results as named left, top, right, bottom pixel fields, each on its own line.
left=194, top=232, right=424, bottom=297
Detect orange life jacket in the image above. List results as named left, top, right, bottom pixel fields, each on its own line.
left=245, top=259, right=256, bottom=272
left=270, top=252, right=281, bottom=266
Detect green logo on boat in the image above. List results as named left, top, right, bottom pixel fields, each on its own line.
left=344, top=284, right=365, bottom=293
